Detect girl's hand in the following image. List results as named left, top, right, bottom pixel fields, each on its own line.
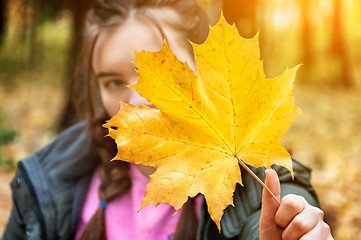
left=259, top=169, right=333, bottom=240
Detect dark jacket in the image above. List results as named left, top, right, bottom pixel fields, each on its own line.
left=2, top=122, right=320, bottom=240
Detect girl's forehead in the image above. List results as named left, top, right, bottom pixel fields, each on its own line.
left=97, top=17, right=164, bottom=54
left=93, top=17, right=164, bottom=72
left=92, top=14, right=196, bottom=74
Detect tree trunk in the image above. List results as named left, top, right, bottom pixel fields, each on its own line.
left=28, top=0, right=44, bottom=68
left=332, top=0, right=352, bottom=87
left=0, top=0, right=7, bottom=46
left=300, top=0, right=312, bottom=69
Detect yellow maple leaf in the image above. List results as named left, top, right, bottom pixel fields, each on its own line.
left=103, top=15, right=301, bottom=229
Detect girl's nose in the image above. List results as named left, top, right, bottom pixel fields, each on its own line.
left=128, top=88, right=155, bottom=108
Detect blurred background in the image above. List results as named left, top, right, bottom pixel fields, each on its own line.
left=0, top=0, right=360, bottom=238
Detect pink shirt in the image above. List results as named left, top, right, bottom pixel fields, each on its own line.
left=76, top=163, right=201, bottom=240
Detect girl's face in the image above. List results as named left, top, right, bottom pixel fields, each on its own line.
left=93, top=16, right=196, bottom=117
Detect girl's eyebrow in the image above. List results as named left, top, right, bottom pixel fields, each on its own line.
left=96, top=72, right=123, bottom=79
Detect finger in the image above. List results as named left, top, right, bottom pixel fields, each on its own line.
left=262, top=169, right=281, bottom=209
left=259, top=169, right=282, bottom=239
left=299, top=221, right=333, bottom=240
left=275, top=194, right=306, bottom=228
left=281, top=205, right=321, bottom=240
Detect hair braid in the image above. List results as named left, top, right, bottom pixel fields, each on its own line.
left=79, top=114, right=131, bottom=240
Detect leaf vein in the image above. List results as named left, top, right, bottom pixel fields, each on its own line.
left=148, top=64, right=232, bottom=152
left=117, top=126, right=230, bottom=155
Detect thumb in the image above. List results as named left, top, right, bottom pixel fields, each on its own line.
left=259, top=169, right=282, bottom=239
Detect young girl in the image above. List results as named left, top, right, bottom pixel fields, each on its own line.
left=3, top=0, right=333, bottom=239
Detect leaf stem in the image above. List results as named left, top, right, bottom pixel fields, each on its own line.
left=236, top=157, right=280, bottom=206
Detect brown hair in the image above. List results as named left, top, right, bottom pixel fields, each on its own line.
left=77, top=0, right=210, bottom=239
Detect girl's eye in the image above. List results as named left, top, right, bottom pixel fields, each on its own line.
left=104, top=79, right=125, bottom=89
